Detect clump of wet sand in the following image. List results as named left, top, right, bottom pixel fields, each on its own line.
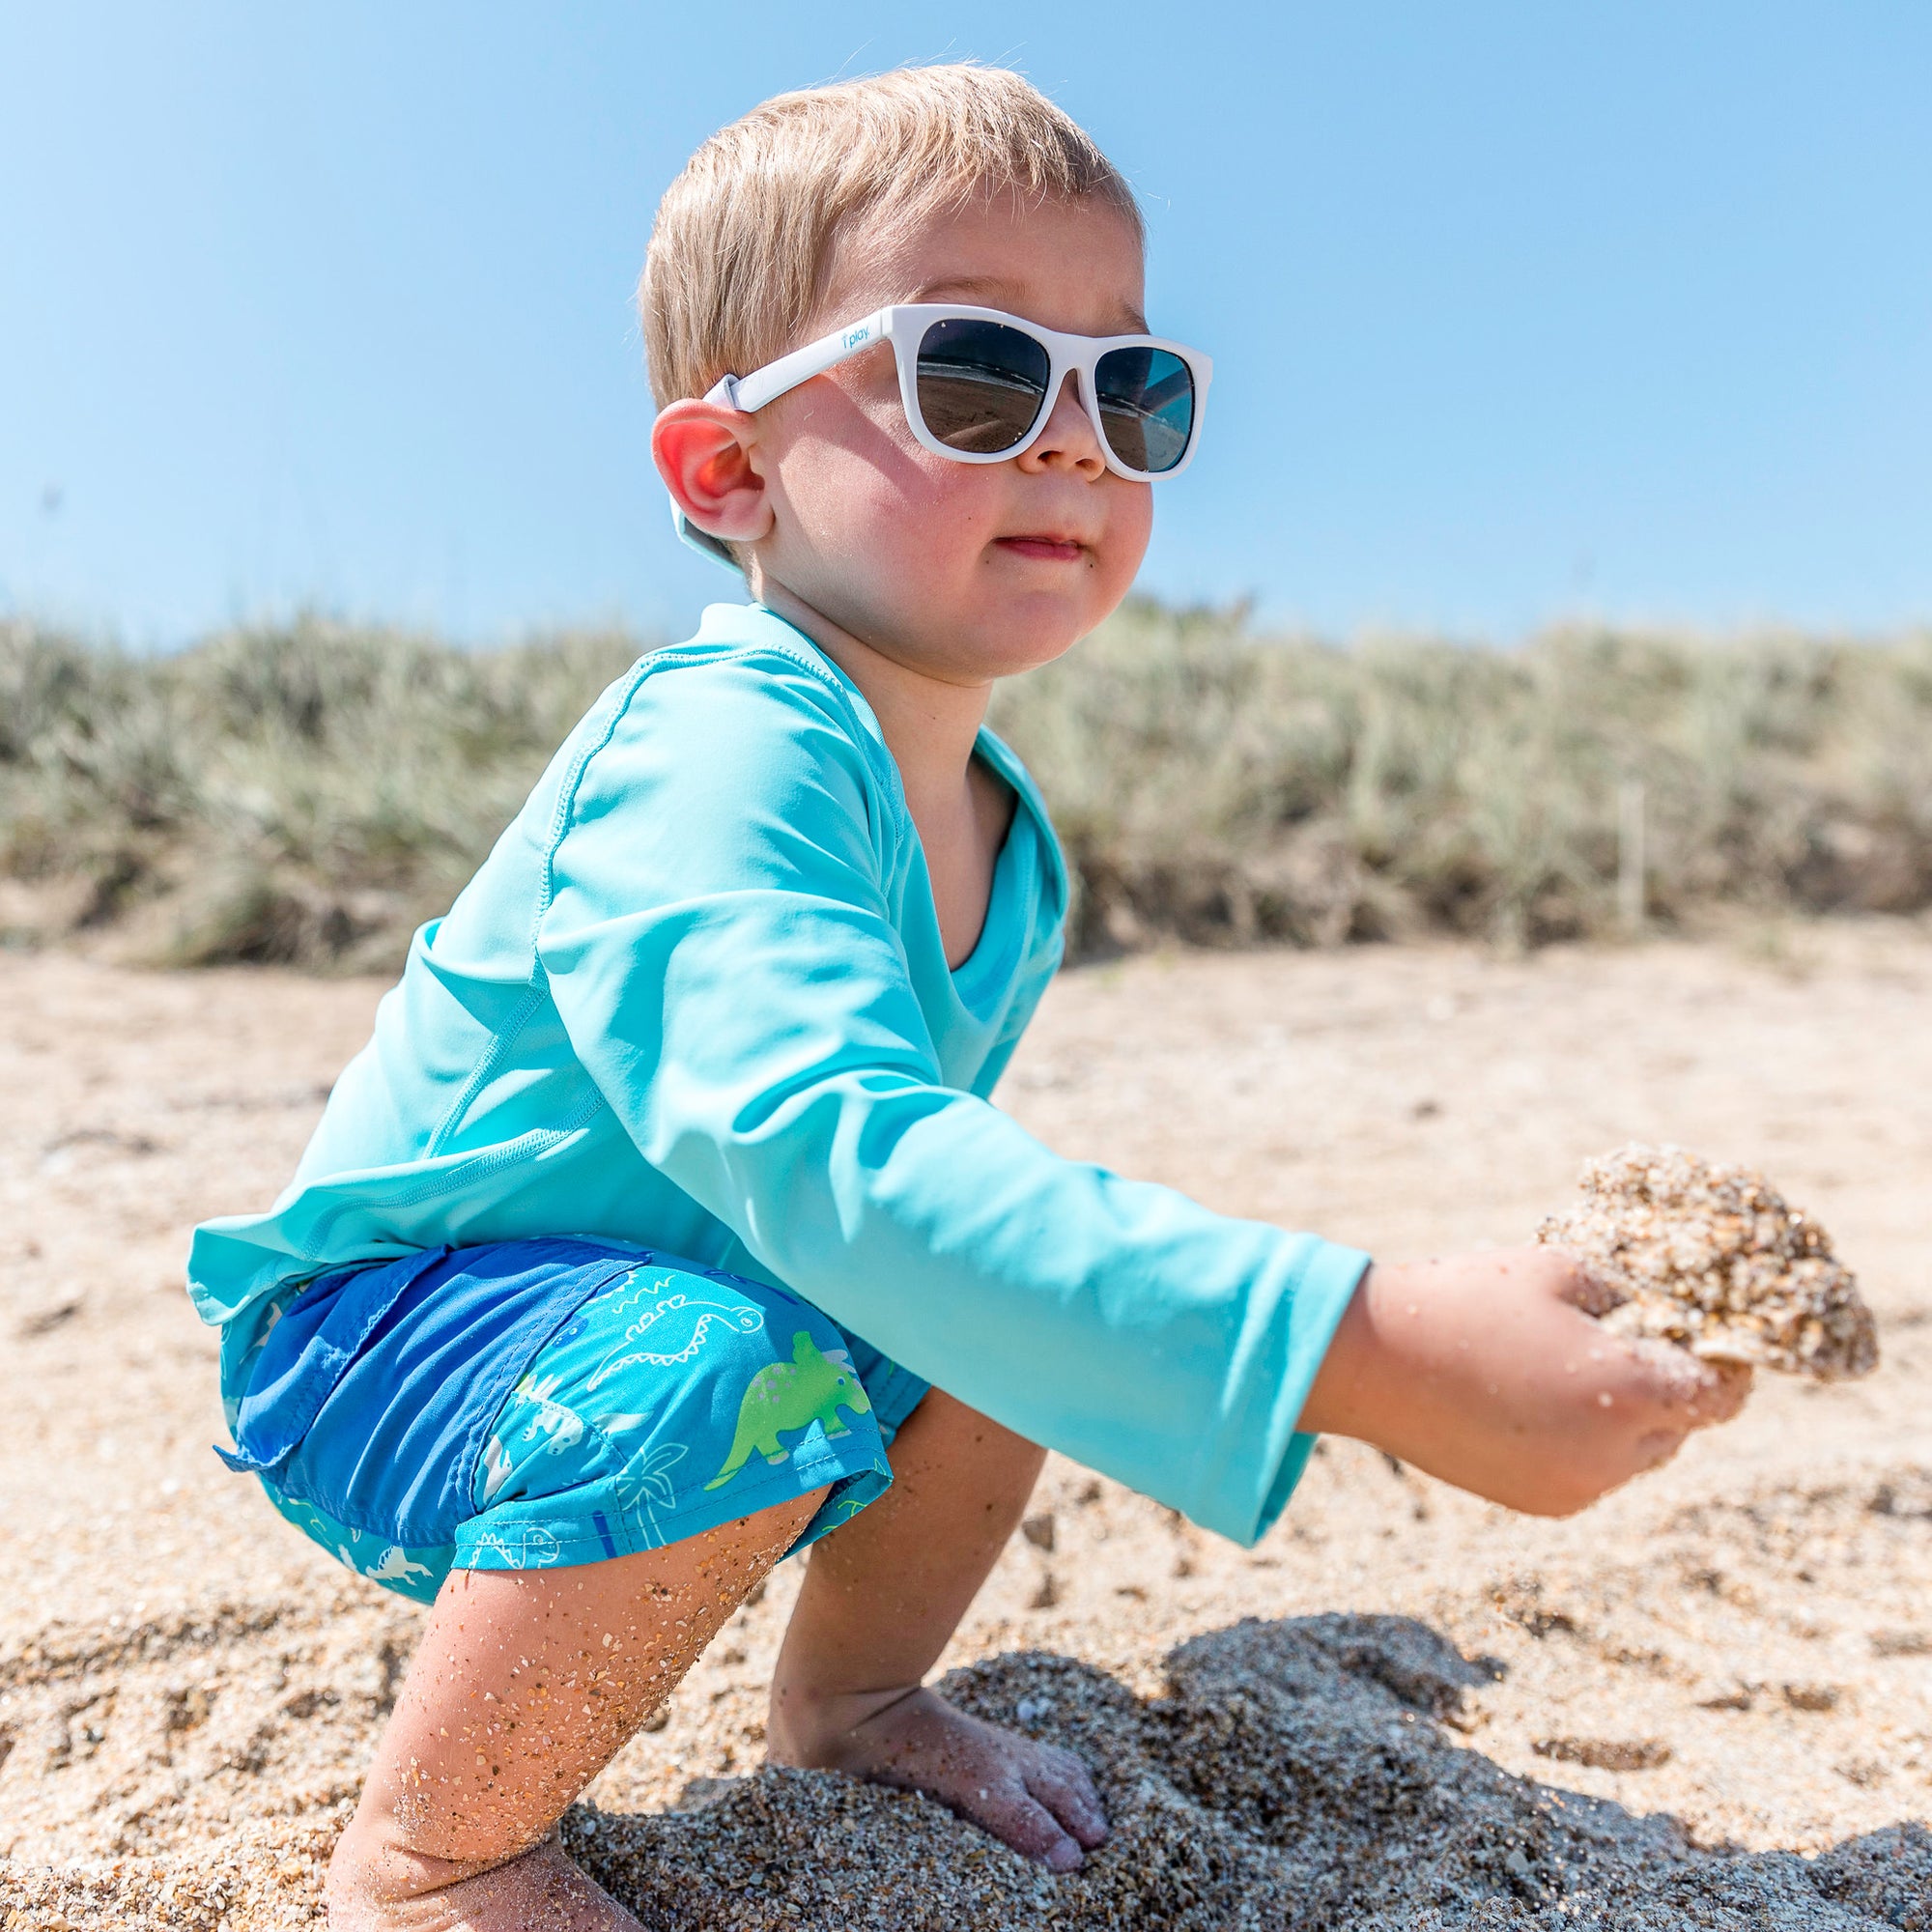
left=1536, top=1144, right=1879, bottom=1380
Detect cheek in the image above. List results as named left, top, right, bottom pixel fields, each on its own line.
left=1107, top=488, right=1154, bottom=578
left=889, top=464, right=1004, bottom=559
left=777, top=383, right=952, bottom=517
left=784, top=432, right=996, bottom=575
left=1080, top=485, right=1152, bottom=611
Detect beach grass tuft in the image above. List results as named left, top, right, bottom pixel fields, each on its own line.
left=3, top=601, right=1928, bottom=968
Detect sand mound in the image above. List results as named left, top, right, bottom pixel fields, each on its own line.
left=7, top=1612, right=1925, bottom=1930
left=1535, top=1144, right=1879, bottom=1379
left=555, top=1617, right=1930, bottom=1930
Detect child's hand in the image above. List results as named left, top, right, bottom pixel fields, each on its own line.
left=1301, top=1248, right=1752, bottom=1516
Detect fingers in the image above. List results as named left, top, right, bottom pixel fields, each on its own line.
left=1536, top=1258, right=1755, bottom=1432
left=1626, top=1425, right=1693, bottom=1480
left=1694, top=1360, right=1754, bottom=1424
left=1627, top=1342, right=1755, bottom=1425
left=1581, top=1353, right=1754, bottom=1497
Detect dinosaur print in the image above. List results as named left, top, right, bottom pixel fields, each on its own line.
left=246, top=1256, right=894, bottom=1600
left=366, top=1546, right=436, bottom=1584
left=466, top=1522, right=561, bottom=1569
left=584, top=1281, right=767, bottom=1391
left=704, top=1332, right=871, bottom=1491
left=478, top=1433, right=514, bottom=1504
left=511, top=1374, right=586, bottom=1453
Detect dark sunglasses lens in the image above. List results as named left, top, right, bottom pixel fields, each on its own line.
left=915, top=319, right=1051, bottom=454
left=1094, top=346, right=1195, bottom=473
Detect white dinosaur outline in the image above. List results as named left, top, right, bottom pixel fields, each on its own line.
left=510, top=1373, right=587, bottom=1454
left=468, top=1523, right=561, bottom=1570
left=478, top=1434, right=514, bottom=1504
left=367, top=1546, right=436, bottom=1584
left=583, top=1281, right=766, bottom=1391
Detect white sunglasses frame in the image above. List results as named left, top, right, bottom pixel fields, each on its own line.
left=669, top=302, right=1211, bottom=570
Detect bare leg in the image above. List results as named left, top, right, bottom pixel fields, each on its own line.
left=766, top=1391, right=1108, bottom=1870
left=327, top=1487, right=826, bottom=1932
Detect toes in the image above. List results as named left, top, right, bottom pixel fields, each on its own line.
left=1026, top=1752, right=1109, bottom=1849
left=1038, top=1833, right=1086, bottom=1874
left=978, top=1784, right=1086, bottom=1871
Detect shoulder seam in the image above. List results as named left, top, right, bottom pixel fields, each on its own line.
left=534, top=653, right=664, bottom=941
left=424, top=656, right=660, bottom=1160
left=542, top=643, right=905, bottom=898
left=632, top=639, right=899, bottom=801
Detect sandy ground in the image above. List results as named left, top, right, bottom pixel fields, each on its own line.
left=1, top=923, right=1928, bottom=1927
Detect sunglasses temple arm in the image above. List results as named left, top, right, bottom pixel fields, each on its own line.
left=719, top=307, right=894, bottom=414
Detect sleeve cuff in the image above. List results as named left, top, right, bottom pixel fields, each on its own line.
left=1248, top=1239, right=1373, bottom=1546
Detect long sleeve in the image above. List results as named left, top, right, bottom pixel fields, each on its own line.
left=536, top=646, right=1368, bottom=1546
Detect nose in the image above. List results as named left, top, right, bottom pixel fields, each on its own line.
left=1016, top=373, right=1107, bottom=479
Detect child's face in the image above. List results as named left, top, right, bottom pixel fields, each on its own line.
left=747, top=192, right=1153, bottom=684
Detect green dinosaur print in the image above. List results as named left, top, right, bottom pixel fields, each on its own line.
left=704, top=1330, right=872, bottom=1491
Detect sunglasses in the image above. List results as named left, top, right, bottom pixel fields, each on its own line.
left=672, top=302, right=1211, bottom=567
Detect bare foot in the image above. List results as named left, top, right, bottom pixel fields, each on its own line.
left=326, top=1828, right=641, bottom=1931
left=768, top=1684, right=1108, bottom=1871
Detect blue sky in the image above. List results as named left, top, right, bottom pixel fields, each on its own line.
left=3, top=2, right=1928, bottom=644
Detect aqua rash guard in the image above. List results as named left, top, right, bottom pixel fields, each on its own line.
left=186, top=602, right=1369, bottom=1546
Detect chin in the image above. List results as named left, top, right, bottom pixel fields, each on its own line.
left=970, top=610, right=1094, bottom=676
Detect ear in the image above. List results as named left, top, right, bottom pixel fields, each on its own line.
left=652, top=397, right=773, bottom=548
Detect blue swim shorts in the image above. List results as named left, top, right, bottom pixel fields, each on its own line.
left=214, top=1238, right=927, bottom=1605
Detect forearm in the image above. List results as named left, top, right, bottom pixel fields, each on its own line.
left=1299, top=1256, right=1553, bottom=1494
left=1297, top=1249, right=1751, bottom=1516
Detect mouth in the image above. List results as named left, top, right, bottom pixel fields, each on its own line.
left=993, top=533, right=1090, bottom=563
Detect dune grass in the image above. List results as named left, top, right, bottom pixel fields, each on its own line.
left=2, top=602, right=1928, bottom=969
left=994, top=601, right=1932, bottom=954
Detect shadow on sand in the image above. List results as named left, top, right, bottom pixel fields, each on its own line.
left=565, top=1612, right=1928, bottom=1930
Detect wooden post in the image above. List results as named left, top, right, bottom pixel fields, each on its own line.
left=1617, top=778, right=1646, bottom=936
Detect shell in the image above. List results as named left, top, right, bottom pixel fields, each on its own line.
left=1534, top=1144, right=1879, bottom=1380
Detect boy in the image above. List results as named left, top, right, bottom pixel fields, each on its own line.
left=185, top=66, right=1747, bottom=1932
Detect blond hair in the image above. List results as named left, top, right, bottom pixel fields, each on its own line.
left=639, top=64, right=1142, bottom=409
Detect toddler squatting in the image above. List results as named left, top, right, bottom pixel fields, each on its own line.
left=186, top=65, right=1748, bottom=1932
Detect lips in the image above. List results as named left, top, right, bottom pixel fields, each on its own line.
left=994, top=534, right=1088, bottom=562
